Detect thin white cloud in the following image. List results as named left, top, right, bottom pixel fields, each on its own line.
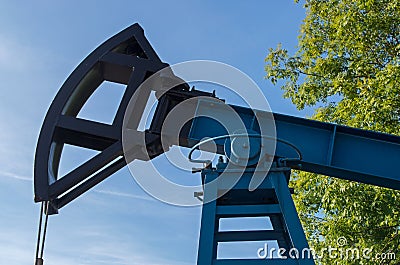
left=0, top=170, right=32, bottom=182
left=0, top=35, right=37, bottom=72
left=80, top=238, right=192, bottom=265
left=93, top=188, right=155, bottom=202
left=0, top=219, right=193, bottom=265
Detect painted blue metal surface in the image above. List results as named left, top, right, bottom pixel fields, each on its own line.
left=32, top=23, right=400, bottom=265
left=189, top=100, right=400, bottom=190
left=198, top=170, right=219, bottom=265
left=197, top=164, right=314, bottom=264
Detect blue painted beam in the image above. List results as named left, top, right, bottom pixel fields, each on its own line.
left=216, top=205, right=281, bottom=217
left=273, top=112, right=400, bottom=190
left=188, top=101, right=400, bottom=190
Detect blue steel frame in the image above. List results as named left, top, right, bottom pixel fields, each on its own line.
left=33, top=23, right=400, bottom=265
left=34, top=23, right=400, bottom=212
left=189, top=101, right=400, bottom=190
left=197, top=164, right=314, bottom=264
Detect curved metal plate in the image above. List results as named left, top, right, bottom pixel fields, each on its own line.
left=34, top=23, right=168, bottom=211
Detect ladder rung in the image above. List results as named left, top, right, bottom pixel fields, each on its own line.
left=216, top=204, right=281, bottom=217
left=216, top=230, right=285, bottom=242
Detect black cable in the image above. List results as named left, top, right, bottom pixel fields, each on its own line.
left=35, top=201, right=50, bottom=265
left=35, top=202, right=44, bottom=260
left=40, top=201, right=50, bottom=259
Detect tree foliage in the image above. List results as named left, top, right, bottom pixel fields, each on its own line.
left=265, top=0, right=400, bottom=264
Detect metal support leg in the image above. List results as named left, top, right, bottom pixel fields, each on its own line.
left=270, top=173, right=311, bottom=256
left=196, top=166, right=315, bottom=265
left=197, top=171, right=219, bottom=265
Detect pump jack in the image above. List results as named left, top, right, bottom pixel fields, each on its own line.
left=34, top=24, right=400, bottom=264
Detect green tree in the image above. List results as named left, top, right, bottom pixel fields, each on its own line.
left=265, top=0, right=400, bottom=264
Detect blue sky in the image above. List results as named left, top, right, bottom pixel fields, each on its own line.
left=0, top=1, right=311, bottom=264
